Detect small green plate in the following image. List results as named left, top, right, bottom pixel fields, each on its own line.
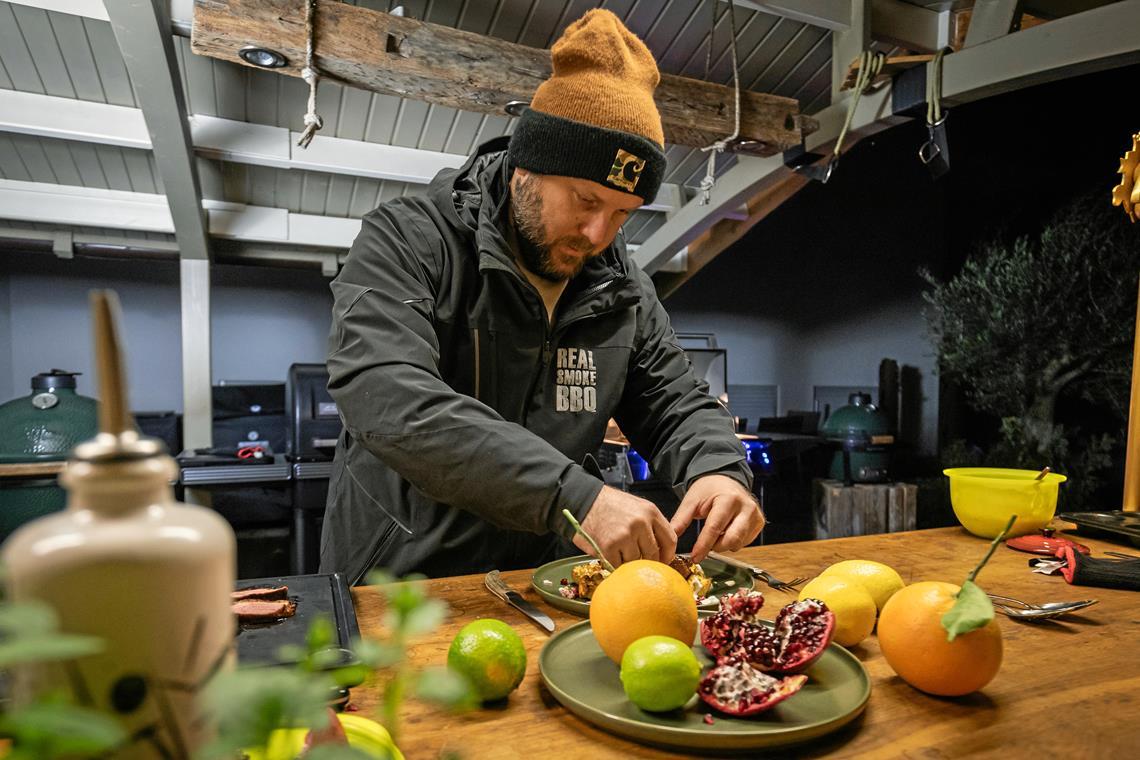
left=539, top=616, right=871, bottom=753
left=531, top=555, right=753, bottom=616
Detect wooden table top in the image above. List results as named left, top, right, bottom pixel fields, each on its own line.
left=349, top=527, right=1140, bottom=758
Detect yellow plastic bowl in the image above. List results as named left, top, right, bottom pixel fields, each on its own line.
left=943, top=467, right=1068, bottom=539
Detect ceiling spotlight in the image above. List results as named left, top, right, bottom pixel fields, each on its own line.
left=239, top=46, right=287, bottom=68
left=504, top=101, right=529, bottom=117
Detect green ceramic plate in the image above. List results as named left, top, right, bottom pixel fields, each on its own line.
left=531, top=555, right=753, bottom=616
left=539, top=616, right=871, bottom=753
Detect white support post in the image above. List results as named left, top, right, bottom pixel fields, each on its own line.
left=98, top=0, right=213, bottom=449
left=180, top=259, right=212, bottom=452
left=832, top=0, right=871, bottom=102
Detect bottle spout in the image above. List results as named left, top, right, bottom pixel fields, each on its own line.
left=71, top=291, right=165, bottom=462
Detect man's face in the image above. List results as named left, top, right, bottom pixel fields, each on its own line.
left=510, top=169, right=644, bottom=283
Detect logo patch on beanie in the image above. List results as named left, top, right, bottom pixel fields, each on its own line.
left=607, top=149, right=646, bottom=192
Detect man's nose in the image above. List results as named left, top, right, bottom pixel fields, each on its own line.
left=579, top=211, right=611, bottom=248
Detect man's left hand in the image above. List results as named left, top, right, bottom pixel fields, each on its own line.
left=670, top=474, right=765, bottom=562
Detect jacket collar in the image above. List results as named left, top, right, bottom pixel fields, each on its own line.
left=429, top=137, right=640, bottom=314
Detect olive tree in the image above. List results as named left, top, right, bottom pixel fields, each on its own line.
left=923, top=191, right=1140, bottom=504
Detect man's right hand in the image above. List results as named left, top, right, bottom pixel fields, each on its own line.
left=574, top=485, right=677, bottom=567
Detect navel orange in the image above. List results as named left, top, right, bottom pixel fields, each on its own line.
left=589, top=559, right=698, bottom=664
left=877, top=581, right=1003, bottom=697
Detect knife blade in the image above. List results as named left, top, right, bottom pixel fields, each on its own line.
left=485, top=571, right=555, bottom=633
left=707, top=550, right=761, bottom=574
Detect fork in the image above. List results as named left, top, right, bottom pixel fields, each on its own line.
left=707, top=551, right=808, bottom=592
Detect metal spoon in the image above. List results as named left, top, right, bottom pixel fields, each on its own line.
left=988, top=595, right=1097, bottom=621
left=992, top=603, right=1095, bottom=621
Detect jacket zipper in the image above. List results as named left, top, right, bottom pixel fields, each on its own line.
left=472, top=326, right=481, bottom=401
left=520, top=278, right=624, bottom=426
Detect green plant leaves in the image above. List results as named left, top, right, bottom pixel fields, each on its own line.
left=414, top=666, right=478, bottom=711
left=0, top=702, right=126, bottom=759
left=0, top=601, right=104, bottom=668
left=940, top=580, right=994, bottom=642
left=199, top=667, right=335, bottom=760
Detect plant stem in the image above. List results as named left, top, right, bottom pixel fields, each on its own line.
left=381, top=629, right=406, bottom=745
left=965, top=514, right=1018, bottom=585
left=562, top=509, right=615, bottom=572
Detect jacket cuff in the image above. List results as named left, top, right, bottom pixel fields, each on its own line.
left=683, top=457, right=754, bottom=493
left=548, top=463, right=605, bottom=540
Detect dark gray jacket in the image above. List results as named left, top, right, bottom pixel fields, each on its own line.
left=320, top=136, right=750, bottom=584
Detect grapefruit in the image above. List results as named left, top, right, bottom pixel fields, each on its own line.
left=590, top=559, right=698, bottom=664
left=877, top=581, right=1003, bottom=696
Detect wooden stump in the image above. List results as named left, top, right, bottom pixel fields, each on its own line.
left=813, top=480, right=918, bottom=539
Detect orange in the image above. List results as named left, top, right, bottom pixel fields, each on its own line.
left=589, top=559, right=697, bottom=664
left=877, top=581, right=1003, bottom=697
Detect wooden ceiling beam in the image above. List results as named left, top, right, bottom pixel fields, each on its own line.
left=190, top=0, right=816, bottom=156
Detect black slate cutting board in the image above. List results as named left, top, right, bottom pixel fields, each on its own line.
left=234, top=572, right=361, bottom=667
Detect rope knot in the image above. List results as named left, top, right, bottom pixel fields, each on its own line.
left=296, top=0, right=323, bottom=149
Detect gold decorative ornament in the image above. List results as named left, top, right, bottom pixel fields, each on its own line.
left=1112, top=132, right=1140, bottom=222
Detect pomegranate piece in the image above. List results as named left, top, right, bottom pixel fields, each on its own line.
left=700, top=593, right=835, bottom=675
left=698, top=657, right=808, bottom=716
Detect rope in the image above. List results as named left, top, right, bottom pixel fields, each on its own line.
left=926, top=48, right=945, bottom=126
left=918, top=48, right=947, bottom=165
left=297, top=0, right=323, bottom=149
left=832, top=50, right=884, bottom=161
left=698, top=0, right=741, bottom=206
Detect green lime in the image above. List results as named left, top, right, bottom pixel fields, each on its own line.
left=447, top=619, right=527, bottom=702
left=619, top=635, right=701, bottom=712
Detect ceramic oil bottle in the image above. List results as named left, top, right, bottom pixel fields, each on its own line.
left=2, top=291, right=237, bottom=759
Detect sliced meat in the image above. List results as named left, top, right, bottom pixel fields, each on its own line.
left=231, top=585, right=289, bottom=602
left=233, top=598, right=296, bottom=623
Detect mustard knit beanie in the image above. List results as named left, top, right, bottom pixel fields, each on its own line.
left=508, top=9, right=667, bottom=203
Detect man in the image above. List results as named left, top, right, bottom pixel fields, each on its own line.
left=320, top=9, right=764, bottom=584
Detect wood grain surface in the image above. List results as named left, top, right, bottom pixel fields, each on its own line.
left=191, top=0, right=815, bottom=154
left=0, top=462, right=65, bottom=479
left=349, top=527, right=1140, bottom=758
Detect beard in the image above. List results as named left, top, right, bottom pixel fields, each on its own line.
left=510, top=173, right=596, bottom=283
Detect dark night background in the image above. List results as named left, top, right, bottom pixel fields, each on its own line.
left=668, top=61, right=1140, bottom=514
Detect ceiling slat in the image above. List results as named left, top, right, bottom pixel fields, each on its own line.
left=121, top=148, right=159, bottom=194
left=0, top=134, right=33, bottom=181
left=38, top=137, right=81, bottom=185
left=80, top=18, right=135, bottom=106
left=93, top=144, right=133, bottom=190
left=10, top=5, right=73, bottom=97
left=0, top=4, right=47, bottom=93
left=46, top=11, right=105, bottom=101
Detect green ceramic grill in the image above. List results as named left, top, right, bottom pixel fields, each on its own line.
left=820, top=392, right=894, bottom=485
left=0, top=370, right=99, bottom=540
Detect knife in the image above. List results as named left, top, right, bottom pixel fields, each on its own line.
left=484, top=571, right=555, bottom=633
left=707, top=550, right=787, bottom=591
